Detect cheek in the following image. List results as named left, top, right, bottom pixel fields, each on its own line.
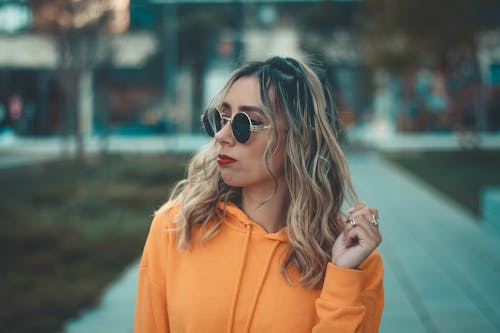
left=269, top=150, right=285, bottom=178
left=269, top=135, right=286, bottom=175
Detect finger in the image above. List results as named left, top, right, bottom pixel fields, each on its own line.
left=349, top=217, right=376, bottom=241
left=350, top=206, right=377, bottom=219
left=343, top=221, right=354, bottom=232
left=342, top=223, right=354, bottom=246
left=347, top=201, right=367, bottom=214
left=349, top=201, right=366, bottom=211
left=346, top=223, right=381, bottom=250
left=350, top=213, right=381, bottom=243
left=344, top=226, right=357, bottom=248
left=360, top=221, right=382, bottom=245
left=347, top=211, right=382, bottom=241
left=359, top=216, right=382, bottom=245
left=351, top=207, right=379, bottom=226
left=345, top=224, right=367, bottom=248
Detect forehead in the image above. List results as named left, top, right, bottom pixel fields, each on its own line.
left=224, top=76, right=261, bottom=105
left=221, top=76, right=285, bottom=125
left=223, top=76, right=279, bottom=112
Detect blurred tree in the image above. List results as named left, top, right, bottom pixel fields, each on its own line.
left=148, top=3, right=239, bottom=133
left=175, top=4, right=241, bottom=130
left=362, top=0, right=499, bottom=72
left=362, top=0, right=500, bottom=132
left=294, top=1, right=363, bottom=64
left=30, top=0, right=129, bottom=161
left=294, top=1, right=366, bottom=133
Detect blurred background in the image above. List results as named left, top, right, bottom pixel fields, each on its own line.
left=0, top=0, right=499, bottom=332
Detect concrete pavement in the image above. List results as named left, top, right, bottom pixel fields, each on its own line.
left=63, top=261, right=139, bottom=333
left=0, top=134, right=211, bottom=170
left=346, top=126, right=500, bottom=151
left=351, top=154, right=500, bottom=333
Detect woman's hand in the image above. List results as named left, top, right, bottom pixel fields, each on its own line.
left=331, top=202, right=382, bottom=269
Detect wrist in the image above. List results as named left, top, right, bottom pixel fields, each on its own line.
left=331, top=258, right=360, bottom=270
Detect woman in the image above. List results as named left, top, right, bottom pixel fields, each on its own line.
left=134, top=57, right=383, bottom=332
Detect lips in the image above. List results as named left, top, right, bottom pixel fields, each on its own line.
left=217, top=154, right=237, bottom=165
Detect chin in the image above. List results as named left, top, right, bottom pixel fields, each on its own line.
left=221, top=173, right=255, bottom=188
left=220, top=172, right=240, bottom=187
left=221, top=178, right=245, bottom=188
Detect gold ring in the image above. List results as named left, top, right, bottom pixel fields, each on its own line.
left=347, top=217, right=357, bottom=226
left=370, top=214, right=379, bottom=227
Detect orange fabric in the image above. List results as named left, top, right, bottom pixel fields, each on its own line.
left=134, top=202, right=384, bottom=333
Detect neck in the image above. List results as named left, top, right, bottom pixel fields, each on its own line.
left=240, top=178, right=288, bottom=233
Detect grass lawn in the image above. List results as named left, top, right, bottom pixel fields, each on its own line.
left=0, top=154, right=190, bottom=333
left=380, top=149, right=500, bottom=217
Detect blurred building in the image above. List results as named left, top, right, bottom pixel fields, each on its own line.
left=0, top=32, right=158, bottom=133
left=0, top=0, right=160, bottom=136
left=478, top=30, right=500, bottom=132
left=0, top=0, right=368, bottom=137
left=2, top=0, right=497, bottom=137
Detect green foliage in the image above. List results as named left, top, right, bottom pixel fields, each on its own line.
left=0, top=154, right=190, bottom=333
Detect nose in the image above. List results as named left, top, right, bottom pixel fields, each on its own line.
left=214, top=121, right=234, bottom=145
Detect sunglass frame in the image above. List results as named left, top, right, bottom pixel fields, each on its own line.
left=201, top=108, right=272, bottom=143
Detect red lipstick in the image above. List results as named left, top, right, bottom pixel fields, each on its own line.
left=217, top=154, right=236, bottom=165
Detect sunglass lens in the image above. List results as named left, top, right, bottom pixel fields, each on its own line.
left=233, top=113, right=251, bottom=143
left=202, top=109, right=221, bottom=137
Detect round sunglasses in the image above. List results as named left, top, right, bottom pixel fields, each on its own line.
left=201, top=108, right=272, bottom=143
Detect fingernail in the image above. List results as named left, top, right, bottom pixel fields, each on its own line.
left=348, top=207, right=354, bottom=213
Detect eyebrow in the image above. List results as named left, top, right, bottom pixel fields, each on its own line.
left=221, top=102, right=264, bottom=114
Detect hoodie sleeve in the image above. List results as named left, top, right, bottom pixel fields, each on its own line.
left=133, top=209, right=173, bottom=333
left=312, top=250, right=384, bottom=333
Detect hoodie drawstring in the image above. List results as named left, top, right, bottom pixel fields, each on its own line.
left=227, top=223, right=252, bottom=333
left=243, top=240, right=281, bottom=333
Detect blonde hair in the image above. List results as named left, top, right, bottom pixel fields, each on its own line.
left=164, top=56, right=357, bottom=288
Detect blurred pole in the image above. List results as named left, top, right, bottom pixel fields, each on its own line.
left=476, top=85, right=489, bottom=132
left=37, top=72, right=48, bottom=135
left=476, top=63, right=488, bottom=133
left=163, top=3, right=178, bottom=133
left=0, top=71, right=7, bottom=111
left=78, top=69, right=93, bottom=145
left=95, top=69, right=111, bottom=155
left=477, top=34, right=492, bottom=133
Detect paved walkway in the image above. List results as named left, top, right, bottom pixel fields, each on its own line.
left=0, top=134, right=210, bottom=170
left=347, top=127, right=500, bottom=151
left=351, top=154, right=500, bottom=333
left=57, top=152, right=500, bottom=333
left=63, top=260, right=139, bottom=333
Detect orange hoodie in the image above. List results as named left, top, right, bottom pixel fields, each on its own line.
left=134, top=202, right=384, bottom=333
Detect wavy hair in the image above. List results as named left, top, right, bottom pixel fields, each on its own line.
left=162, top=56, right=358, bottom=288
